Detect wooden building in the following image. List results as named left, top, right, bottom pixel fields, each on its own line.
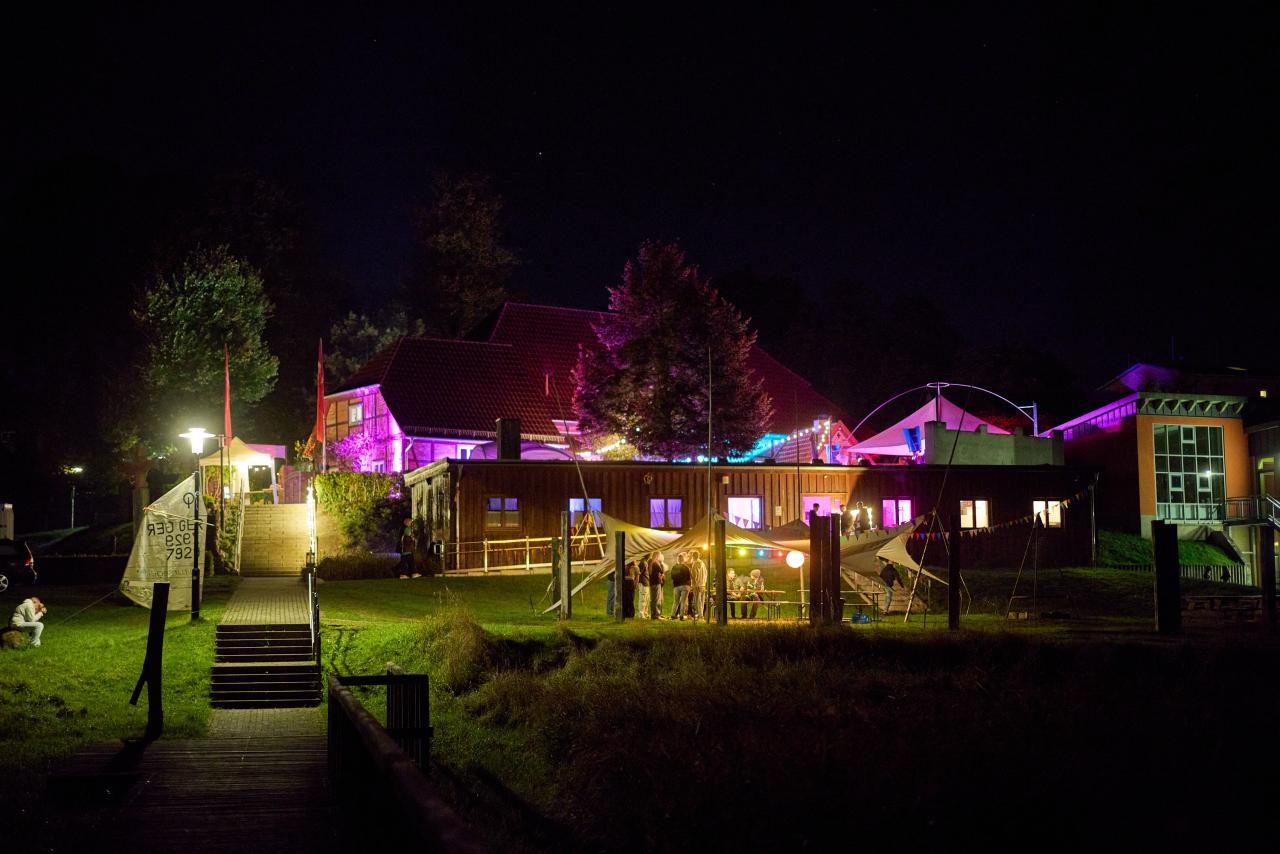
left=406, top=458, right=1098, bottom=572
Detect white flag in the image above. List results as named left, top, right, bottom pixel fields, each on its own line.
left=120, top=475, right=206, bottom=610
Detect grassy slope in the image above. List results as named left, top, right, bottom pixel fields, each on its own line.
left=1098, top=528, right=1238, bottom=566
left=0, top=577, right=234, bottom=822
left=320, top=570, right=1276, bottom=851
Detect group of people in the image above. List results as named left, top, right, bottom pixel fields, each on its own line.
left=606, top=551, right=768, bottom=620
left=607, top=549, right=707, bottom=620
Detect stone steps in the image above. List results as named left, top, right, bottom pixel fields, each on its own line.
left=238, top=505, right=312, bottom=577
left=211, top=624, right=320, bottom=708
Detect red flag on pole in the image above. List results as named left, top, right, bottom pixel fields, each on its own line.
left=311, top=339, right=326, bottom=444
left=223, top=344, right=233, bottom=440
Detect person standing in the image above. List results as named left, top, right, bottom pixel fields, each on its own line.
left=636, top=556, right=651, bottom=619
left=11, top=596, right=46, bottom=647
left=606, top=565, right=616, bottom=616
left=669, top=552, right=692, bottom=620
left=690, top=551, right=708, bottom=620
left=649, top=552, right=666, bottom=619
left=398, top=518, right=420, bottom=579
left=878, top=558, right=900, bottom=612
left=622, top=561, right=638, bottom=617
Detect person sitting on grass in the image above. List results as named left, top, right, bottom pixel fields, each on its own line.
left=11, top=596, right=46, bottom=647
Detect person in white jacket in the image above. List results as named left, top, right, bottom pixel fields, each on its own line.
left=11, top=596, right=46, bottom=647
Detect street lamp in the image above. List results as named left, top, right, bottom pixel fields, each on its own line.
left=179, top=427, right=212, bottom=619
left=64, top=465, right=84, bottom=528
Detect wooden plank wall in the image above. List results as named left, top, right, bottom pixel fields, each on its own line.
left=428, top=461, right=1097, bottom=569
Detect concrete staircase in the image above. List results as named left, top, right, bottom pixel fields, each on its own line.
left=239, top=504, right=311, bottom=577
left=211, top=624, right=321, bottom=708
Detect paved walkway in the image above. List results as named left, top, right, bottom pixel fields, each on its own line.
left=221, top=576, right=310, bottom=624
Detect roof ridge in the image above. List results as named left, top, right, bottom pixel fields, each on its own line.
left=502, top=301, right=611, bottom=316
left=401, top=336, right=517, bottom=348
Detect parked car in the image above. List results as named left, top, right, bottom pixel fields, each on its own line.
left=0, top=539, right=37, bottom=592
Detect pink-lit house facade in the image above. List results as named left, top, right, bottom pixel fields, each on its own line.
left=323, top=303, right=850, bottom=473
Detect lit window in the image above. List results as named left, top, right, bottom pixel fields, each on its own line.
left=1153, top=424, right=1224, bottom=522
left=960, top=499, right=989, bottom=529
left=1262, top=390, right=1269, bottom=399
left=881, top=498, right=913, bottom=528
left=569, top=497, right=603, bottom=528
left=349, top=401, right=363, bottom=424
left=802, top=495, right=832, bottom=524
left=485, top=496, right=520, bottom=528
left=649, top=497, right=683, bottom=529
left=1032, top=500, right=1062, bottom=528
left=457, top=444, right=476, bottom=459
left=370, top=459, right=386, bottom=473
left=727, top=496, right=763, bottom=529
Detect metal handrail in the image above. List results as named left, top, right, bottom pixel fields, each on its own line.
left=230, top=492, right=247, bottom=574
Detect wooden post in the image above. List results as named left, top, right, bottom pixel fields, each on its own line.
left=716, top=518, right=728, bottom=626
left=559, top=511, right=572, bottom=620
left=1257, top=527, right=1276, bottom=633
left=130, top=582, right=169, bottom=741
left=615, top=531, right=626, bottom=623
left=948, top=514, right=961, bottom=631
left=809, top=515, right=827, bottom=626
left=829, top=514, right=843, bottom=625
left=1152, top=520, right=1181, bottom=635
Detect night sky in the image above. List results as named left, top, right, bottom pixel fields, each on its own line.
left=5, top=5, right=1277, bottom=490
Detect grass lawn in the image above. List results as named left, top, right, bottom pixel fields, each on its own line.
left=319, top=568, right=1279, bottom=851
left=0, top=577, right=235, bottom=826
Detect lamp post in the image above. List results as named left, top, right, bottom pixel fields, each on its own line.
left=65, top=465, right=84, bottom=528
left=179, top=427, right=213, bottom=620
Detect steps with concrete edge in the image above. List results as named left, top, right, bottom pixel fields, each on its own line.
left=212, top=624, right=320, bottom=708
left=239, top=504, right=311, bottom=577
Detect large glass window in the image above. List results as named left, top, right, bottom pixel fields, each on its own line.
left=727, top=496, right=763, bottom=529
left=881, top=498, right=912, bottom=528
left=960, top=499, right=989, bottom=529
left=649, top=497, right=683, bottom=529
left=1154, top=424, right=1225, bottom=521
left=485, top=496, right=520, bottom=528
left=349, top=401, right=363, bottom=424
left=569, top=497, right=602, bottom=528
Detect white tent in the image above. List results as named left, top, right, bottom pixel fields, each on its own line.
left=851, top=396, right=1008, bottom=457
left=200, top=437, right=281, bottom=502
left=544, top=512, right=941, bottom=613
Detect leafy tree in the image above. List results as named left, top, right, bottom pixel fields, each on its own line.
left=326, top=309, right=424, bottom=386
left=406, top=173, right=519, bottom=338
left=573, top=242, right=773, bottom=459
left=134, top=246, right=279, bottom=437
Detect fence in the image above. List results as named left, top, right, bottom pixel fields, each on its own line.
left=1107, top=562, right=1254, bottom=586
left=442, top=531, right=607, bottom=573
left=327, top=668, right=481, bottom=853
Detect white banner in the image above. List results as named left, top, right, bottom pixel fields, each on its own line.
left=119, top=475, right=206, bottom=611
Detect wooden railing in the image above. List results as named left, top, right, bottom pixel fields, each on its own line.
left=443, top=531, right=606, bottom=573
left=1108, top=562, right=1253, bottom=586
left=327, top=668, right=482, bottom=852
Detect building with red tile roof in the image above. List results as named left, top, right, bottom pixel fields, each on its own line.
left=325, top=302, right=849, bottom=472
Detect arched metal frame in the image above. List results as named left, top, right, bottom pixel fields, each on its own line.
left=849, top=382, right=1038, bottom=441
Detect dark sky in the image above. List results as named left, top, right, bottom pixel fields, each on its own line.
left=9, top=4, right=1278, bottom=379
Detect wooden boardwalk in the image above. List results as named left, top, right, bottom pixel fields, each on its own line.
left=46, top=709, right=339, bottom=853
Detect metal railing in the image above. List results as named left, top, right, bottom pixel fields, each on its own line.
left=305, top=558, right=320, bottom=669
left=1224, top=495, right=1280, bottom=526
left=232, top=492, right=247, bottom=574
left=442, top=531, right=606, bottom=573
left=327, top=668, right=481, bottom=852
left=1108, top=562, right=1253, bottom=586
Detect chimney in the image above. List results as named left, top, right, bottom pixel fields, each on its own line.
left=496, top=418, right=521, bottom=460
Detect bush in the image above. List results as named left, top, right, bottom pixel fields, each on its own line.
left=316, top=554, right=400, bottom=580
left=314, top=471, right=408, bottom=551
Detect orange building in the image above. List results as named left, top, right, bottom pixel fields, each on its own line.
left=1052, top=362, right=1278, bottom=577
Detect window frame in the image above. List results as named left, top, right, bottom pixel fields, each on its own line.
left=348, top=400, right=364, bottom=425
left=881, top=497, right=913, bottom=529
left=484, top=495, right=521, bottom=529
left=959, top=499, right=990, bottom=529
left=569, top=497, right=603, bottom=528
left=649, top=497, right=684, bottom=530
left=1032, top=499, right=1063, bottom=529
left=726, top=495, right=764, bottom=530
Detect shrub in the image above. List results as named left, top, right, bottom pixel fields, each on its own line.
left=316, top=554, right=400, bottom=580
left=314, top=471, right=408, bottom=551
